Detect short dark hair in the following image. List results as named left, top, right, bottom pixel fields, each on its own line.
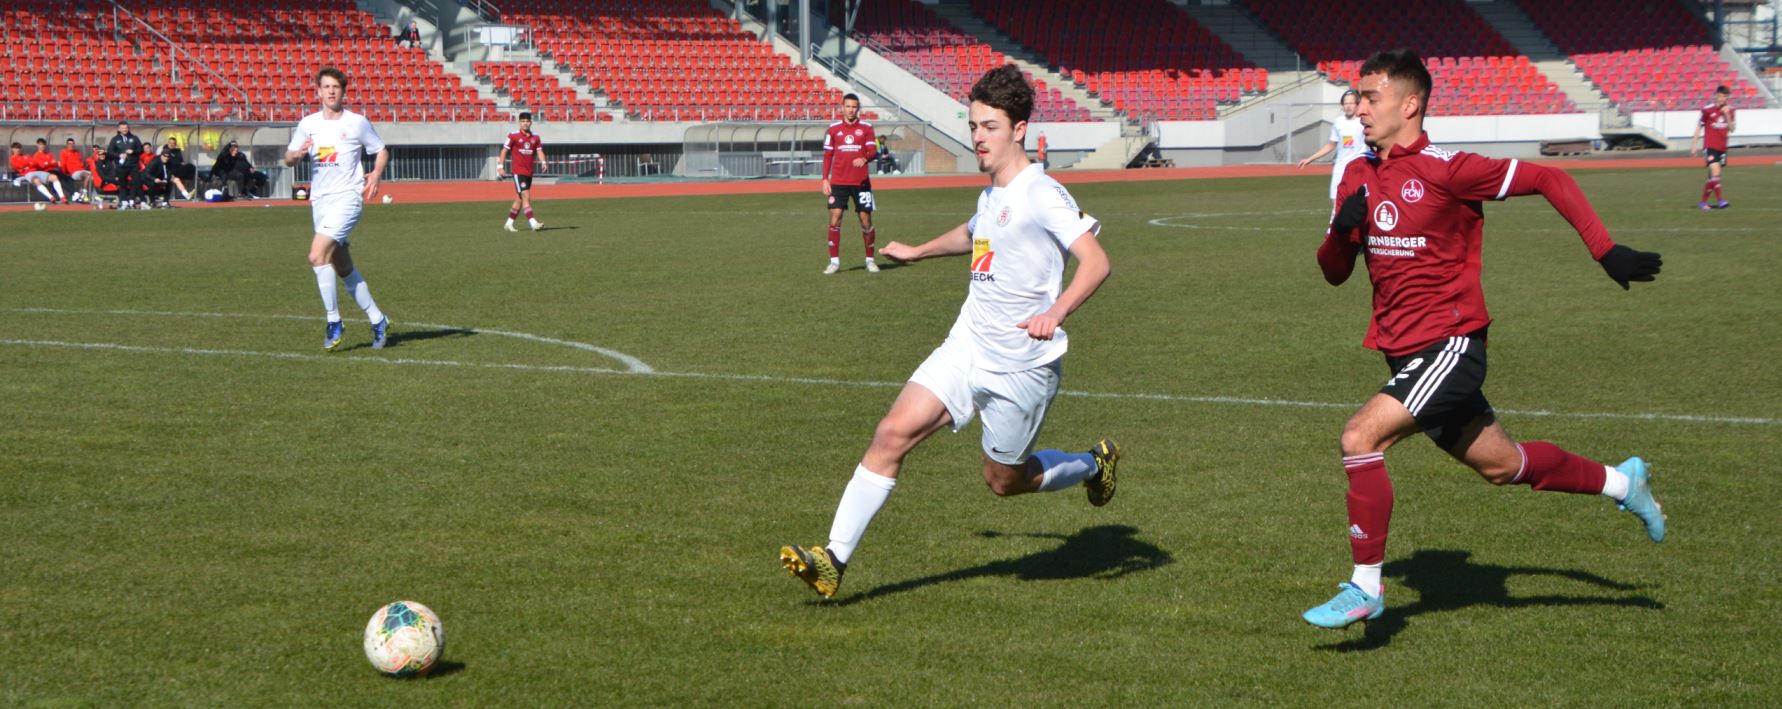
left=316, top=67, right=349, bottom=90
left=36, top=138, right=47, bottom=144
left=1359, top=49, right=1433, bottom=112
left=9, top=142, right=19, bottom=150
left=1340, top=89, right=1359, bottom=104
left=517, top=111, right=532, bottom=120
left=65, top=136, right=76, bottom=142
left=1715, top=85, right=1730, bottom=95
left=118, top=120, right=129, bottom=126
left=842, top=93, right=860, bottom=104
left=968, top=64, right=1033, bottom=126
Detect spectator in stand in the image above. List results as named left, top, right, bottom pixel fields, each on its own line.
left=86, top=144, right=116, bottom=207
left=9, top=143, right=63, bottom=203
left=60, top=137, right=92, bottom=203
left=213, top=142, right=268, bottom=199
left=30, top=138, right=70, bottom=203
left=139, top=150, right=175, bottom=208
left=1036, top=131, right=1048, bottom=170
left=106, top=120, right=145, bottom=209
left=397, top=21, right=422, bottom=49
left=159, top=136, right=196, bottom=201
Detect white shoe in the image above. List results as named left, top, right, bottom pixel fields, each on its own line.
left=504, top=220, right=518, bottom=232
left=529, top=219, right=543, bottom=231
left=865, top=259, right=880, bottom=273
left=822, top=261, right=840, bottom=275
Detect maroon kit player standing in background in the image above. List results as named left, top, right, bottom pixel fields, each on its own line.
left=1689, top=85, right=1734, bottom=210
left=500, top=111, right=547, bottom=232
left=821, top=93, right=879, bottom=275
left=1302, top=50, right=1668, bottom=630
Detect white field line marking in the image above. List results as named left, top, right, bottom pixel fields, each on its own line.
left=1147, top=213, right=1765, bottom=233
left=2, top=338, right=1774, bottom=428
left=7, top=307, right=654, bottom=373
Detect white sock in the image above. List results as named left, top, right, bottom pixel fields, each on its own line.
left=1350, top=564, right=1383, bottom=598
left=35, top=184, right=55, bottom=200
left=829, top=257, right=840, bottom=264
left=826, top=465, right=896, bottom=565
left=1033, top=448, right=1097, bottom=492
left=1600, top=466, right=1630, bottom=501
left=51, top=181, right=66, bottom=199
left=341, top=269, right=384, bottom=324
left=313, top=264, right=341, bottom=322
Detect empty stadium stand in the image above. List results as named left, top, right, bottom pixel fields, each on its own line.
left=1242, top=0, right=1577, bottom=115
left=968, top=0, right=1263, bottom=122
left=1513, top=0, right=1766, bottom=111
left=505, top=0, right=847, bottom=122
left=849, top=0, right=1093, bottom=121
left=473, top=62, right=610, bottom=122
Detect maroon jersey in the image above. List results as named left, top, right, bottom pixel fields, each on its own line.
left=1320, top=133, right=1616, bottom=356
left=504, top=131, right=544, bottom=176
left=1699, top=104, right=1733, bottom=152
left=822, top=119, right=876, bottom=186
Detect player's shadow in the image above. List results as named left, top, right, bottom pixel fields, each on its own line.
left=827, top=524, right=1172, bottom=606
left=1316, top=549, right=1664, bottom=653
left=854, top=261, right=908, bottom=272
left=392, top=659, right=464, bottom=680
left=532, top=225, right=578, bottom=232
left=336, top=326, right=476, bottom=352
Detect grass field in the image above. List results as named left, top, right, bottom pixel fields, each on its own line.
left=3, top=165, right=1778, bottom=706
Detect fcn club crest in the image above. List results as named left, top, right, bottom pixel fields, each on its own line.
left=1401, top=179, right=1425, bottom=203
left=996, top=206, right=1011, bottom=226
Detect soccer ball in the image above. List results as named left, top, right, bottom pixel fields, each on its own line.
left=33, top=202, right=47, bottom=211
left=363, top=601, right=444, bottom=676
left=382, top=194, right=394, bottom=204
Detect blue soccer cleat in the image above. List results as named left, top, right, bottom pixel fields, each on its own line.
left=324, top=320, right=344, bottom=350
left=371, top=317, right=390, bottom=350
left=1715, top=200, right=1730, bottom=209
left=1303, top=582, right=1384, bottom=629
left=1614, top=457, right=1665, bottom=543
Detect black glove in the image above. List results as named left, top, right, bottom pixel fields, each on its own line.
left=1331, top=188, right=1369, bottom=233
left=1598, top=244, right=1662, bottom=290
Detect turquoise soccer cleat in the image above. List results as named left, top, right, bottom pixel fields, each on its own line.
left=1303, top=582, right=1384, bottom=629
left=1614, top=457, right=1665, bottom=543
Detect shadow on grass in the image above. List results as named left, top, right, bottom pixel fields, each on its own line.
left=533, top=225, right=579, bottom=232
left=424, top=659, right=466, bottom=678
left=825, top=524, right=1172, bottom=606
left=1316, top=549, right=1664, bottom=652
left=337, top=326, right=476, bottom=352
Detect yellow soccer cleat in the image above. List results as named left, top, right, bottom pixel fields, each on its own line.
left=1086, top=438, right=1121, bottom=507
left=779, top=544, right=844, bottom=598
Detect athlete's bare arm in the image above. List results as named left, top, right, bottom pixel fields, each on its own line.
left=497, top=147, right=510, bottom=177
left=535, top=147, right=547, bottom=173
left=1017, top=233, right=1108, bottom=340
left=283, top=137, right=312, bottom=167
left=363, top=149, right=389, bottom=200
left=1298, top=141, right=1337, bottom=168
left=881, top=221, right=970, bottom=262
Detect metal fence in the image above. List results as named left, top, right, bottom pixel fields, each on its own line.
left=682, top=120, right=928, bottom=179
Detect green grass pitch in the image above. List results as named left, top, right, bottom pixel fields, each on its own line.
left=2, top=166, right=1777, bottom=705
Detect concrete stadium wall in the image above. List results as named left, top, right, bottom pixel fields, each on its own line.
left=1631, top=108, right=1782, bottom=148
left=1159, top=111, right=1607, bottom=163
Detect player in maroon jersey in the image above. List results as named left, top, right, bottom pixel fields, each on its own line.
left=1688, top=85, right=1734, bottom=210
left=1302, top=50, right=1667, bottom=630
left=820, top=93, right=879, bottom=274
left=499, top=111, right=547, bottom=232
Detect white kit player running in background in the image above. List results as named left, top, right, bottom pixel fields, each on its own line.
left=1299, top=89, right=1368, bottom=208
left=283, top=67, right=393, bottom=350
left=779, top=65, right=1120, bottom=600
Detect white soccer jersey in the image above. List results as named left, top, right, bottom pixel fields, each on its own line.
left=1328, top=117, right=1367, bottom=198
left=956, top=163, right=1100, bottom=372
left=288, top=110, right=385, bottom=198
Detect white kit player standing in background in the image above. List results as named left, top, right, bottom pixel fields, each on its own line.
left=778, top=65, right=1120, bottom=600
left=1298, top=89, right=1367, bottom=209
left=283, top=67, right=393, bottom=351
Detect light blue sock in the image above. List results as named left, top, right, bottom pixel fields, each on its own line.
left=1034, top=449, right=1097, bottom=492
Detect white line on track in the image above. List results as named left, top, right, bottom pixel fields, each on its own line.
left=2, top=309, right=1775, bottom=427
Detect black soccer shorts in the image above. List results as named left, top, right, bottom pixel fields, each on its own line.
left=1703, top=148, right=1728, bottom=167
left=1380, top=330, right=1493, bottom=450
left=510, top=173, right=534, bottom=194
left=827, top=183, right=875, bottom=213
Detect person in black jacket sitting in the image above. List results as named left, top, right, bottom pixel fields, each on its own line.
left=139, top=150, right=175, bottom=207
left=212, top=142, right=268, bottom=198
left=159, top=136, right=197, bottom=200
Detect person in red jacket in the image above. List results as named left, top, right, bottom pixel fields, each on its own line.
left=11, top=140, right=64, bottom=203
left=820, top=93, right=879, bottom=274
left=1302, top=49, right=1667, bottom=631
left=60, top=137, right=92, bottom=203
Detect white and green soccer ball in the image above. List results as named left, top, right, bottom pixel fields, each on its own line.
left=363, top=600, right=444, bottom=677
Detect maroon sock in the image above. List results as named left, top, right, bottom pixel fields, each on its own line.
left=1513, top=442, right=1606, bottom=494
left=827, top=225, right=841, bottom=258
left=863, top=227, right=876, bottom=258
left=1344, top=454, right=1392, bottom=566
left=508, top=207, right=519, bottom=219
left=524, top=208, right=534, bottom=220
left=1712, top=179, right=1723, bottom=201
left=1702, top=180, right=1715, bottom=202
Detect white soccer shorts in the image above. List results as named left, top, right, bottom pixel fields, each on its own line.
left=311, top=191, right=363, bottom=244
left=909, top=334, right=1062, bottom=466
